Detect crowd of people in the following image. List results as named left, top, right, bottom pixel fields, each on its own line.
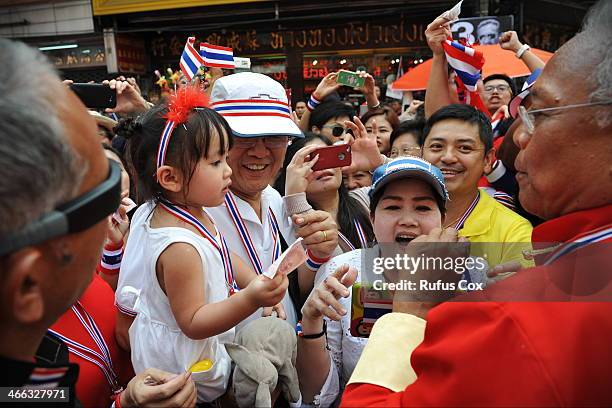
left=1, top=0, right=610, bottom=407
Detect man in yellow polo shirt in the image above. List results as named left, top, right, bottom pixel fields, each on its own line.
left=420, top=104, right=532, bottom=269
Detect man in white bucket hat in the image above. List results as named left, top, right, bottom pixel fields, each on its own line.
left=207, top=72, right=339, bottom=328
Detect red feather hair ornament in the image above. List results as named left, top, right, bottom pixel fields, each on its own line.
left=163, top=86, right=210, bottom=124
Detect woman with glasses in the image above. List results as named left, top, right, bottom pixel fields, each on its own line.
left=309, top=100, right=355, bottom=144
left=388, top=119, right=425, bottom=159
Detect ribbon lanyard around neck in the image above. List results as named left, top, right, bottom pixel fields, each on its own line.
left=225, top=192, right=280, bottom=275
left=455, top=193, right=481, bottom=231
left=49, top=301, right=121, bottom=394
left=544, top=224, right=612, bottom=265
left=338, top=220, right=368, bottom=251
left=159, top=199, right=238, bottom=294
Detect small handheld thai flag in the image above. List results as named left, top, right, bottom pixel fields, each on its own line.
left=199, top=42, right=235, bottom=69
left=443, top=38, right=490, bottom=117
left=179, top=37, right=205, bottom=81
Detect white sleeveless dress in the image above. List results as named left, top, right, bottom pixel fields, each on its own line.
left=127, top=205, right=234, bottom=403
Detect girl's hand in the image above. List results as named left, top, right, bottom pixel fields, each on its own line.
left=262, top=303, right=287, bottom=320
left=301, top=264, right=358, bottom=322
left=244, top=273, right=289, bottom=308
left=313, top=72, right=341, bottom=101
left=344, top=116, right=385, bottom=173
left=285, top=144, right=320, bottom=196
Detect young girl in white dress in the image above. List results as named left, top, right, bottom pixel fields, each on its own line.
left=120, top=87, right=288, bottom=402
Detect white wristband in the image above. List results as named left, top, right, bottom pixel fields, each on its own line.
left=516, top=44, right=531, bottom=59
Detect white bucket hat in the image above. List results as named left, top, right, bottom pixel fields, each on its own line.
left=210, top=72, right=303, bottom=138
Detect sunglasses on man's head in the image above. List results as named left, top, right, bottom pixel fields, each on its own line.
left=0, top=159, right=122, bottom=257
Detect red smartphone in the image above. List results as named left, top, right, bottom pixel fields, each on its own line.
left=310, top=144, right=351, bottom=171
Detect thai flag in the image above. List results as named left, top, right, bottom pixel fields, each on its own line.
left=179, top=37, right=205, bottom=81
left=490, top=109, right=505, bottom=135
left=443, top=38, right=490, bottom=117
left=199, top=42, right=236, bottom=69
left=211, top=99, right=291, bottom=118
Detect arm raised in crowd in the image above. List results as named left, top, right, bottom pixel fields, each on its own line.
left=104, top=78, right=151, bottom=115
left=298, top=72, right=341, bottom=132
left=424, top=16, right=454, bottom=119
left=499, top=31, right=545, bottom=73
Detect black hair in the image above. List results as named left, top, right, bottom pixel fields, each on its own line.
left=360, top=106, right=400, bottom=131
left=389, top=119, right=425, bottom=148
left=308, top=101, right=355, bottom=131
left=117, top=103, right=233, bottom=203
left=420, top=104, right=493, bottom=153
left=483, top=73, right=517, bottom=96
left=273, top=133, right=375, bottom=249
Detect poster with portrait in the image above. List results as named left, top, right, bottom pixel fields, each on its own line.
left=451, top=16, right=514, bottom=45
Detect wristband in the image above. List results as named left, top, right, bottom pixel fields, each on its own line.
left=367, top=101, right=381, bottom=110
left=307, top=94, right=322, bottom=111
left=516, top=44, right=531, bottom=59
left=98, top=241, right=124, bottom=276
left=305, top=249, right=331, bottom=271
left=297, top=319, right=327, bottom=339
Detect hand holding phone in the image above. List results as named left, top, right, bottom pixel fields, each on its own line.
left=336, top=70, right=366, bottom=88
left=69, top=83, right=117, bottom=109
left=310, top=144, right=352, bottom=171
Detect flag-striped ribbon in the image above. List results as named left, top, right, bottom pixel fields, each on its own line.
left=443, top=38, right=490, bottom=117
left=159, top=199, right=238, bottom=294
left=156, top=120, right=177, bottom=171
left=224, top=192, right=281, bottom=274
left=49, top=301, right=121, bottom=394
left=211, top=99, right=291, bottom=119
left=544, top=224, right=612, bottom=265
left=455, top=193, right=481, bottom=231
left=338, top=220, right=369, bottom=251
left=28, top=366, right=69, bottom=388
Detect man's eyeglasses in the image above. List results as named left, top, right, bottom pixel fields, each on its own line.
left=321, top=125, right=347, bottom=138
left=0, top=159, right=122, bottom=257
left=518, top=100, right=612, bottom=134
left=233, top=136, right=289, bottom=149
left=484, top=85, right=510, bottom=93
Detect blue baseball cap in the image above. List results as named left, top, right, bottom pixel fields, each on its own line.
left=370, top=157, right=449, bottom=205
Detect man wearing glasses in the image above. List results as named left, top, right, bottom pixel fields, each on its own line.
left=207, top=72, right=339, bottom=328
left=341, top=0, right=612, bottom=406
left=481, top=74, right=516, bottom=117
left=0, top=40, right=196, bottom=407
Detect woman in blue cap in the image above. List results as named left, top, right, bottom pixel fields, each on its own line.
left=295, top=157, right=459, bottom=406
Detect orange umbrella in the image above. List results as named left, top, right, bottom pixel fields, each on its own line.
left=393, top=45, right=554, bottom=91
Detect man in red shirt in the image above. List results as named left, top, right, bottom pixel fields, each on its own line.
left=0, top=39, right=195, bottom=407
left=341, top=0, right=612, bottom=406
